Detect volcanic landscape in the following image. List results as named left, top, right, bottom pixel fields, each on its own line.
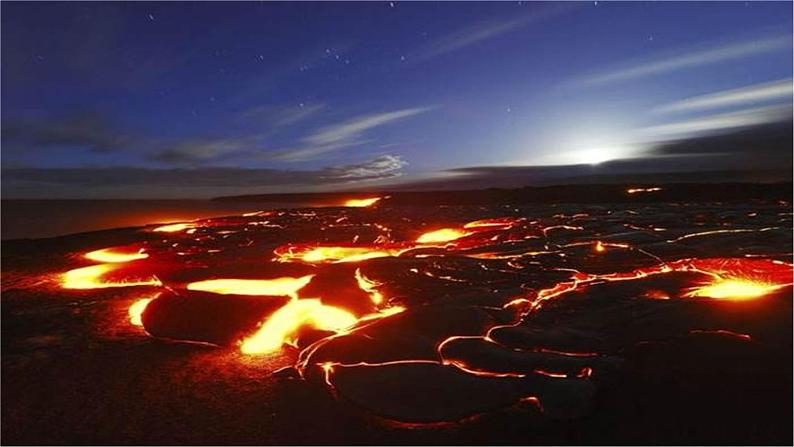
left=2, top=194, right=792, bottom=444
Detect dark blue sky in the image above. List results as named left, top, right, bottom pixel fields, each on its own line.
left=2, top=1, right=792, bottom=198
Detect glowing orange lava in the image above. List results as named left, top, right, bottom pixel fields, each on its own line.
left=128, top=298, right=154, bottom=326
left=62, top=264, right=161, bottom=289
left=355, top=268, right=384, bottom=304
left=416, top=228, right=470, bottom=244
left=186, top=275, right=313, bottom=298
left=627, top=187, right=663, bottom=194
left=152, top=222, right=195, bottom=233
left=275, top=244, right=406, bottom=264
left=85, top=247, right=148, bottom=263
left=686, top=278, right=783, bottom=301
left=240, top=299, right=358, bottom=354
left=343, top=197, right=382, bottom=207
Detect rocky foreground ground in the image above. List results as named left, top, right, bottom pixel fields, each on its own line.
left=2, top=199, right=792, bottom=444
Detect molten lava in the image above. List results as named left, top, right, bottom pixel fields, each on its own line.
left=152, top=222, right=195, bottom=233
left=416, top=228, right=470, bottom=244
left=186, top=275, right=313, bottom=298
left=686, top=278, right=783, bottom=300
left=128, top=298, right=154, bottom=326
left=627, top=187, right=663, bottom=194
left=62, top=264, right=161, bottom=289
left=355, top=268, right=384, bottom=305
left=343, top=197, right=382, bottom=207
left=240, top=299, right=358, bottom=354
left=85, top=247, right=148, bottom=263
left=275, top=244, right=406, bottom=264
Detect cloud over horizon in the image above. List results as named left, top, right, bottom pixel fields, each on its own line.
left=2, top=154, right=410, bottom=198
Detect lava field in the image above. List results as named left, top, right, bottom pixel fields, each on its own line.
left=2, top=198, right=792, bottom=444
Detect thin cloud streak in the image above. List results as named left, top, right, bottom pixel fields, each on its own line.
left=272, top=106, right=433, bottom=161
left=578, top=35, right=790, bottom=86
left=638, top=104, right=792, bottom=140
left=410, top=4, right=575, bottom=62
left=653, top=78, right=792, bottom=114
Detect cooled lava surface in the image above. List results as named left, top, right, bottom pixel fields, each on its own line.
left=2, top=199, right=792, bottom=444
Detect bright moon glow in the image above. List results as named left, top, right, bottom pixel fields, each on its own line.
left=575, top=148, right=616, bottom=165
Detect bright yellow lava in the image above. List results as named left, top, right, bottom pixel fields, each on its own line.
left=687, top=278, right=781, bottom=300
left=355, top=268, right=384, bottom=305
left=186, top=275, right=314, bottom=298
left=240, top=299, right=357, bottom=355
left=627, top=187, right=663, bottom=194
left=152, top=223, right=195, bottom=233
left=416, top=228, right=470, bottom=244
left=62, top=264, right=161, bottom=289
left=128, top=298, right=154, bottom=326
left=85, top=247, right=148, bottom=263
left=299, top=246, right=400, bottom=263
left=343, top=197, right=382, bottom=207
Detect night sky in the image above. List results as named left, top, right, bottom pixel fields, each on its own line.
left=2, top=1, right=792, bottom=198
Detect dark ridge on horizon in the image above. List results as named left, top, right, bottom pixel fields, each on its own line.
left=214, top=181, right=792, bottom=206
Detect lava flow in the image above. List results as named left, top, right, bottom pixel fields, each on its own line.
left=343, top=197, right=383, bottom=207
left=62, top=264, right=161, bottom=289
left=186, top=275, right=314, bottom=298
left=128, top=298, right=154, bottom=326
left=152, top=222, right=196, bottom=233
left=274, top=244, right=408, bottom=264
left=48, top=204, right=794, bottom=426
left=240, top=299, right=358, bottom=354
left=686, top=278, right=786, bottom=300
left=85, top=247, right=148, bottom=263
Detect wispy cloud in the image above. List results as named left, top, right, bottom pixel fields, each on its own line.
left=2, top=154, right=410, bottom=198
left=1, top=112, right=134, bottom=153
left=653, top=79, right=792, bottom=114
left=322, top=154, right=407, bottom=180
left=410, top=5, right=573, bottom=62
left=578, top=35, right=790, bottom=86
left=272, top=107, right=433, bottom=161
left=150, top=136, right=259, bottom=166
left=237, top=103, right=326, bottom=129
left=638, top=104, right=792, bottom=140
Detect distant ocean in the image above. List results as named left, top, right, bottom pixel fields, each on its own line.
left=1, top=200, right=303, bottom=240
